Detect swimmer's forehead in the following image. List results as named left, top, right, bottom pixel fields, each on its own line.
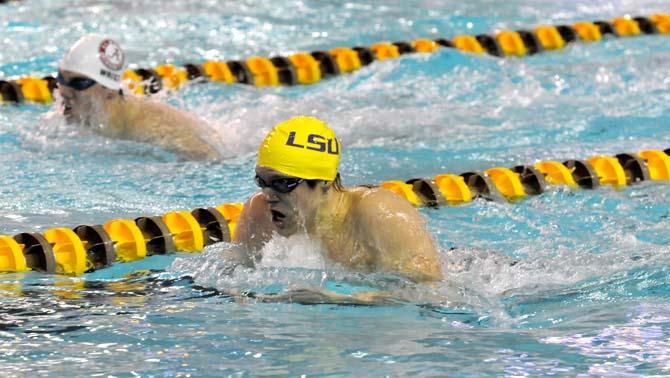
left=59, top=69, right=92, bottom=79
left=255, top=166, right=299, bottom=179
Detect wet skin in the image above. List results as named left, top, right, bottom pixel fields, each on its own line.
left=57, top=70, right=219, bottom=160
left=58, top=69, right=112, bottom=126
left=234, top=166, right=445, bottom=282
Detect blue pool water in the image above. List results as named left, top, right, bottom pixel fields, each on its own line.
left=2, top=0, right=670, bottom=375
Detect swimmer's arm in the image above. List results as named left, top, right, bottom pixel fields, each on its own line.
left=249, top=288, right=399, bottom=306
left=232, top=192, right=275, bottom=263
left=357, top=189, right=444, bottom=283
left=124, top=99, right=219, bottom=160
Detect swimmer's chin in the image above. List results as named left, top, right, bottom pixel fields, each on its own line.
left=61, top=108, right=74, bottom=121
left=273, top=221, right=295, bottom=237
left=60, top=109, right=84, bottom=125
left=270, top=210, right=300, bottom=236
left=271, top=210, right=285, bottom=227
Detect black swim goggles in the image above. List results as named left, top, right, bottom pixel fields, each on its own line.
left=56, top=71, right=97, bottom=91
left=255, top=175, right=304, bottom=194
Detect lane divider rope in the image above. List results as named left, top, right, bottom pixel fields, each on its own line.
left=1, top=13, right=669, bottom=105
left=1, top=148, right=669, bottom=276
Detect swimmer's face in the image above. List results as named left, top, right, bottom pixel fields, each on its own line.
left=57, top=70, right=109, bottom=125
left=255, top=166, right=326, bottom=237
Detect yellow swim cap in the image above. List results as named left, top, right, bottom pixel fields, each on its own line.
left=257, top=116, right=341, bottom=181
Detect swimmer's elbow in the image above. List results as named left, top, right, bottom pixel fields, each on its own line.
left=417, top=266, right=445, bottom=282
left=402, top=259, right=444, bottom=283
left=374, top=248, right=444, bottom=283
left=411, top=243, right=445, bottom=282
left=382, top=240, right=444, bottom=283
left=222, top=246, right=256, bottom=268
left=191, top=148, right=220, bottom=161
left=175, top=143, right=220, bottom=161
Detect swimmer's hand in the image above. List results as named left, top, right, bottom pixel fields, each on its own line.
left=250, top=288, right=401, bottom=306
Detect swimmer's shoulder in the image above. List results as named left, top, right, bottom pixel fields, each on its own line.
left=123, top=97, right=193, bottom=129
left=345, top=185, right=417, bottom=224
left=351, top=185, right=415, bottom=211
left=345, top=185, right=442, bottom=282
left=234, top=192, right=273, bottom=242
left=119, top=96, right=220, bottom=160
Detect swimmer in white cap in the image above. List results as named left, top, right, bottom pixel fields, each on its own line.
left=58, top=34, right=219, bottom=160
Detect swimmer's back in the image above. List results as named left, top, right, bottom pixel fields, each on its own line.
left=351, top=186, right=444, bottom=282
left=115, top=97, right=220, bottom=160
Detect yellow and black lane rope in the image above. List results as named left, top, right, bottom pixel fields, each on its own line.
left=379, top=149, right=670, bottom=206
left=1, top=148, right=669, bottom=277
left=1, top=13, right=669, bottom=105
left=0, top=204, right=245, bottom=276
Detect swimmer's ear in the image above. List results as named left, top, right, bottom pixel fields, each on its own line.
left=104, top=90, right=117, bottom=100
left=321, top=173, right=342, bottom=193
left=101, top=87, right=123, bottom=100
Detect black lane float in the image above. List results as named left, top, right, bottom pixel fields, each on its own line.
left=1, top=149, right=669, bottom=276
left=1, top=14, right=669, bottom=104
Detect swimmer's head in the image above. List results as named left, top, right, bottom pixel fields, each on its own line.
left=255, top=116, right=342, bottom=235
left=60, top=34, right=126, bottom=91
left=58, top=34, right=126, bottom=125
left=257, top=116, right=341, bottom=181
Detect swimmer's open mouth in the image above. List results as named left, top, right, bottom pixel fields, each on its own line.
left=63, top=105, right=72, bottom=115
left=271, top=209, right=286, bottom=224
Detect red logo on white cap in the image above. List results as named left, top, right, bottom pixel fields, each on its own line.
left=98, top=39, right=124, bottom=71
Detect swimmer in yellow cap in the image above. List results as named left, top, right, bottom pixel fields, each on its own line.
left=234, top=116, right=444, bottom=283
left=57, top=34, right=219, bottom=160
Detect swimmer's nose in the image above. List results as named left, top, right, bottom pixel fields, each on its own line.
left=59, top=85, right=76, bottom=98
left=60, top=90, right=75, bottom=102
left=262, top=188, right=280, bottom=203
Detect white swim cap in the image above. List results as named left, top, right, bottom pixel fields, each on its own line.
left=60, top=34, right=126, bottom=90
